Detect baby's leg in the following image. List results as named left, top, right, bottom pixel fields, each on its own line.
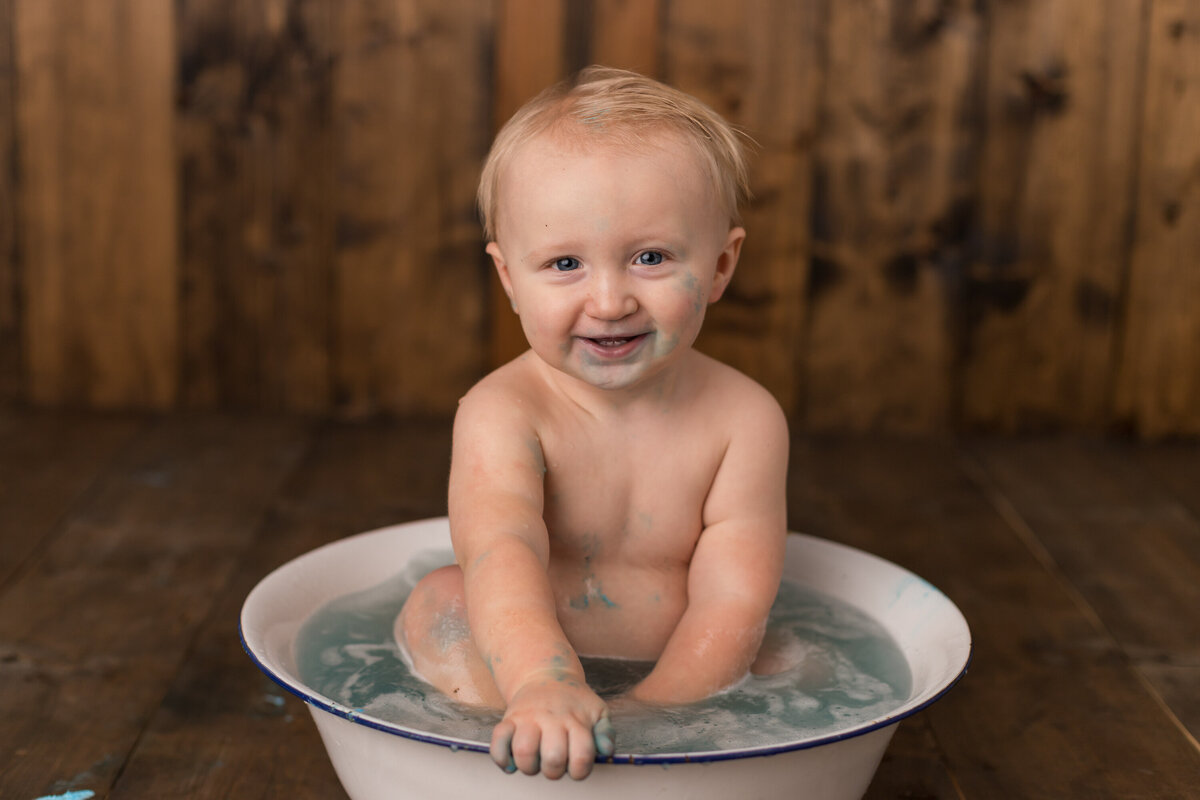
left=750, top=626, right=802, bottom=675
left=751, top=627, right=833, bottom=690
left=394, top=565, right=504, bottom=709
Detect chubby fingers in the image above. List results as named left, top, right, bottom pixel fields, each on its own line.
left=566, top=720, right=599, bottom=781
left=510, top=723, right=543, bottom=775
left=556, top=714, right=613, bottom=781
left=537, top=726, right=569, bottom=779
left=490, top=718, right=604, bottom=781
left=490, top=719, right=518, bottom=773
left=494, top=719, right=557, bottom=777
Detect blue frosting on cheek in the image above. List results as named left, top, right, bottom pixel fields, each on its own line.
left=34, top=792, right=95, bottom=800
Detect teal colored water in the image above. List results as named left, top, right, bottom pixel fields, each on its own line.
left=295, top=549, right=912, bottom=754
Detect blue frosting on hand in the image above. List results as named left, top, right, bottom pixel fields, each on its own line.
left=593, top=716, right=616, bottom=758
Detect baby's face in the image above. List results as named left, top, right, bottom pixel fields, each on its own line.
left=488, top=131, right=743, bottom=393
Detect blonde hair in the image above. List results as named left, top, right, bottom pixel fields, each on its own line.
left=478, top=66, right=753, bottom=242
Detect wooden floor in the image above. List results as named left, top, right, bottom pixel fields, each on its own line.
left=2, top=410, right=1198, bottom=799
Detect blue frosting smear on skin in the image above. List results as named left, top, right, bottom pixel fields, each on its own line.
left=34, top=792, right=95, bottom=800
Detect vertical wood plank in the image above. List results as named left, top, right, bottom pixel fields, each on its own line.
left=963, top=0, right=1148, bottom=431
left=487, top=0, right=569, bottom=370
left=592, top=0, right=662, bottom=77
left=177, top=0, right=336, bottom=413
left=805, top=0, right=980, bottom=432
left=333, top=0, right=491, bottom=415
left=1115, top=0, right=1200, bottom=437
left=664, top=0, right=823, bottom=419
left=15, top=0, right=178, bottom=409
left=0, top=0, right=17, bottom=405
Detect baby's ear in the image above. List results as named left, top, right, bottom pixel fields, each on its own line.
left=708, top=226, right=746, bottom=304
left=486, top=242, right=518, bottom=312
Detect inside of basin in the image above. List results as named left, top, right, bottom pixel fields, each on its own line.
left=241, top=517, right=971, bottom=764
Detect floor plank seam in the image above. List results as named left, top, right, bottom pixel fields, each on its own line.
left=956, top=443, right=1114, bottom=637
left=0, top=415, right=153, bottom=595
left=1131, top=663, right=1200, bottom=758
left=104, top=416, right=322, bottom=800
left=958, top=441, right=1200, bottom=765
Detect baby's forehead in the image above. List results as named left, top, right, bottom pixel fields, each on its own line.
left=520, top=122, right=694, bottom=165
left=504, top=125, right=724, bottom=206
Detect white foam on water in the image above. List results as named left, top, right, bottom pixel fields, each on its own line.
left=294, top=555, right=912, bottom=754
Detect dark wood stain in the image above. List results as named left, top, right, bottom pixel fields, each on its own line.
left=1, top=0, right=1196, bottom=436
left=3, top=412, right=1199, bottom=797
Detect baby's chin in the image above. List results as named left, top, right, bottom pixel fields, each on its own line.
left=541, top=344, right=687, bottom=393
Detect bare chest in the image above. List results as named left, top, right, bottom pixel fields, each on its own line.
left=536, top=422, right=726, bottom=657
left=538, top=423, right=724, bottom=565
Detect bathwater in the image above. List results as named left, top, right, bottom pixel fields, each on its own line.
left=294, top=549, right=912, bottom=755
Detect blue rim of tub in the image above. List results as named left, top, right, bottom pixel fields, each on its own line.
left=239, top=577, right=972, bottom=766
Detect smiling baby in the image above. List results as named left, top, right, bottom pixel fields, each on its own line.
left=394, top=66, right=789, bottom=781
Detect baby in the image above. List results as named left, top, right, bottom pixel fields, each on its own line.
left=395, top=66, right=789, bottom=781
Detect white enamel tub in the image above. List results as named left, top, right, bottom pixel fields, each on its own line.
left=242, top=517, right=970, bottom=800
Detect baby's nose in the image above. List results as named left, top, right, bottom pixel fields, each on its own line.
left=586, top=271, right=638, bottom=320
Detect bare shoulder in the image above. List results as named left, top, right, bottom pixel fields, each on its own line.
left=449, top=357, right=554, bottom=558
left=693, top=353, right=789, bottom=442
left=694, top=354, right=788, bottom=547
left=454, top=355, right=544, bottom=434
left=448, top=356, right=554, bottom=489
left=449, top=356, right=549, bottom=527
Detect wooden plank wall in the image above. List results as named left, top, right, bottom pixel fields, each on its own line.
left=1, top=0, right=1197, bottom=436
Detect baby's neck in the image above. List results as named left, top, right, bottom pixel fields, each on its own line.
left=536, top=351, right=699, bottom=420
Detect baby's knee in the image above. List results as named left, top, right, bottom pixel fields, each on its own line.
left=411, top=565, right=465, bottom=608
left=397, top=566, right=469, bottom=652
left=751, top=627, right=804, bottom=676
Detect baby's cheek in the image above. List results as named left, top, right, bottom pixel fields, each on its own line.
left=653, top=331, right=681, bottom=358
left=675, top=271, right=705, bottom=313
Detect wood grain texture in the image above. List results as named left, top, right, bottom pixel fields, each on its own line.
left=106, top=419, right=452, bottom=799
left=967, top=439, right=1200, bottom=665
left=864, top=714, right=964, bottom=800
left=806, top=0, right=980, bottom=432
left=333, top=0, right=490, bottom=416
left=15, top=0, right=178, bottom=409
left=788, top=436, right=1200, bottom=797
left=487, top=0, right=569, bottom=370
left=0, top=0, right=17, bottom=405
left=1115, top=0, right=1200, bottom=437
left=0, top=415, right=308, bottom=799
left=966, top=437, right=1200, bottom=767
left=2, top=413, right=1200, bottom=796
left=0, top=1, right=1196, bottom=435
left=0, top=412, right=143, bottom=588
left=592, top=0, right=663, bottom=77
left=664, top=0, right=821, bottom=419
left=177, top=0, right=336, bottom=413
left=963, top=0, right=1148, bottom=431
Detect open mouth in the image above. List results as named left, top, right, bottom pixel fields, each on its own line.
left=579, top=333, right=649, bottom=358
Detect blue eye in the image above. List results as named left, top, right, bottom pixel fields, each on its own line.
left=637, top=251, right=665, bottom=266
left=552, top=257, right=581, bottom=272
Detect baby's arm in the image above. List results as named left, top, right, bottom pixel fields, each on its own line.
left=448, top=386, right=612, bottom=780
left=629, top=388, right=789, bottom=704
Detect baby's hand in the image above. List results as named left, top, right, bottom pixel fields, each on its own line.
left=490, top=674, right=614, bottom=780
